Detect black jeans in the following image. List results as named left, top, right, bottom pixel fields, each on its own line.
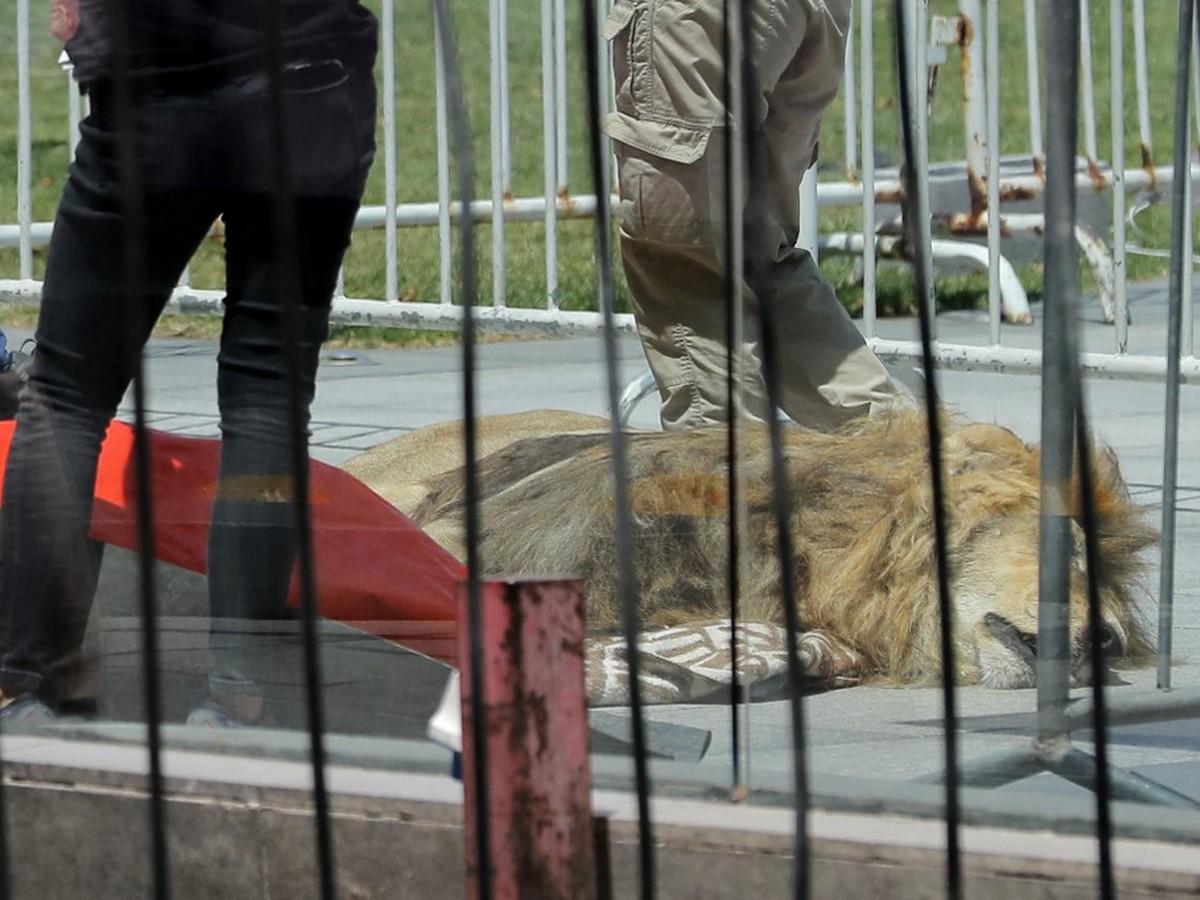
left=0, top=60, right=375, bottom=705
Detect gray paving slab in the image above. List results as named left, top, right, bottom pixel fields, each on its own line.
left=3, top=278, right=1199, bottom=826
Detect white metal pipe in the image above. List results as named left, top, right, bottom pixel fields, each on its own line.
left=541, top=0, right=561, bottom=309
left=499, top=0, right=513, bottom=193
left=1111, top=0, right=1128, bottom=354
left=12, top=162, right=1200, bottom=252
left=911, top=0, right=936, bottom=336
left=555, top=0, right=570, bottom=190
left=867, top=338, right=1200, bottom=385
left=861, top=0, right=878, bottom=339
left=4, top=276, right=1193, bottom=384
left=843, top=22, right=858, bottom=179
left=986, top=0, right=1001, bottom=347
left=821, top=232, right=1031, bottom=324
left=433, top=12, right=454, bottom=306
left=1133, top=0, right=1154, bottom=165
left=1078, top=0, right=1099, bottom=165
left=17, top=0, right=33, bottom=280
left=60, top=53, right=83, bottom=156
left=382, top=0, right=399, bottom=302
left=798, top=167, right=820, bottom=261
left=489, top=0, right=508, bottom=307
left=1023, top=0, right=1044, bottom=170
left=958, top=0, right=989, bottom=195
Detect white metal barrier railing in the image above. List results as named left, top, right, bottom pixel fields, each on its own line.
left=3, top=0, right=1200, bottom=383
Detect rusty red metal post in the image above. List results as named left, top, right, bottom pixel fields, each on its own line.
left=460, top=578, right=597, bottom=900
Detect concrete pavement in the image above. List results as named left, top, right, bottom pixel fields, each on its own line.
left=3, top=276, right=1198, bottom=823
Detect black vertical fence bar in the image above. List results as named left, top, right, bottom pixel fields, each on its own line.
left=735, top=6, right=811, bottom=897
left=1073, top=356, right=1116, bottom=898
left=428, top=3, right=494, bottom=898
left=892, top=2, right=961, bottom=898
left=721, top=0, right=743, bottom=795
left=103, top=0, right=171, bottom=896
left=260, top=3, right=337, bottom=898
left=1046, top=3, right=1118, bottom=897
left=1157, top=0, right=1196, bottom=693
left=581, top=1, right=656, bottom=896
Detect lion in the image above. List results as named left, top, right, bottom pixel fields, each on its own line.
left=345, top=408, right=1157, bottom=690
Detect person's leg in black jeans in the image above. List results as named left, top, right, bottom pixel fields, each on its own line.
left=201, top=193, right=361, bottom=719
left=0, top=105, right=218, bottom=711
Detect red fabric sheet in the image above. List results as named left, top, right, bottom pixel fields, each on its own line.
left=0, top=420, right=461, bottom=665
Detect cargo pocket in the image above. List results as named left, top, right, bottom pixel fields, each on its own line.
left=602, top=0, right=713, bottom=164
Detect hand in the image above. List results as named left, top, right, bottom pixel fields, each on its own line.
left=50, top=0, right=79, bottom=43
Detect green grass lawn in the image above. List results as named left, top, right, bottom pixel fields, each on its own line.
left=0, top=0, right=1192, bottom=333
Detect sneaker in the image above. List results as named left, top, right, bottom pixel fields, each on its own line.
left=0, top=694, right=55, bottom=726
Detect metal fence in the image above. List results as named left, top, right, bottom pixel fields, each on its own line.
left=1, top=1, right=1200, bottom=899
left=4, top=0, right=1200, bottom=382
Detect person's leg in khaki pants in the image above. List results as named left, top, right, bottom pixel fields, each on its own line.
left=605, top=0, right=897, bottom=430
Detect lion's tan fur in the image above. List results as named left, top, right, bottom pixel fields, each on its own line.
left=346, top=409, right=1156, bottom=686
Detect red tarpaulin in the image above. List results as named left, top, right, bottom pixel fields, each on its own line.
left=0, top=420, right=462, bottom=665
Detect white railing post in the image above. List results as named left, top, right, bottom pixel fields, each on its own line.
left=17, top=0, right=34, bottom=281
left=861, top=0, right=877, bottom=339
left=434, top=11, right=453, bottom=306
left=382, top=0, right=399, bottom=302
left=489, top=0, right=509, bottom=307
left=1111, top=0, right=1128, bottom=354
left=1023, top=0, right=1044, bottom=174
left=1133, top=0, right=1155, bottom=167
left=986, top=0, right=1001, bottom=347
left=541, top=0, right=560, bottom=309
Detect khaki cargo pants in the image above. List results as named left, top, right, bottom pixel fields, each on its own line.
left=603, top=0, right=898, bottom=430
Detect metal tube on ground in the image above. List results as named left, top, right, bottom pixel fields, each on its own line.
left=1052, top=749, right=1200, bottom=811
left=1067, top=686, right=1200, bottom=729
